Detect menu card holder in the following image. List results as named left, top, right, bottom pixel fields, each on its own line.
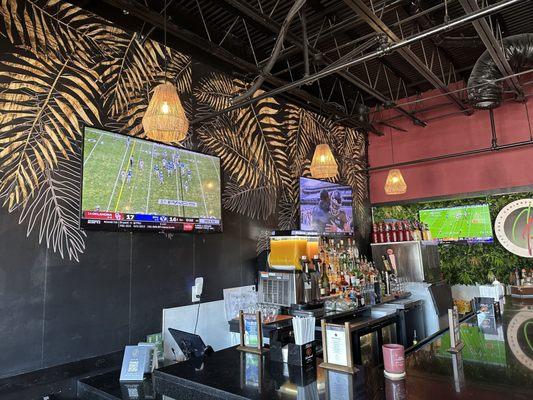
left=319, top=320, right=358, bottom=374
left=447, top=306, right=464, bottom=353
left=237, top=310, right=269, bottom=355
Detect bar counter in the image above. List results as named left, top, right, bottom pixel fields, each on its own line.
left=78, top=296, right=533, bottom=399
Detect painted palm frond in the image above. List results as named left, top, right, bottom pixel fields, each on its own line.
left=0, top=50, right=100, bottom=211
left=285, top=104, right=313, bottom=172
left=165, top=47, right=192, bottom=94
left=194, top=72, right=239, bottom=114
left=110, top=48, right=192, bottom=138
left=195, top=74, right=288, bottom=191
left=101, top=32, right=164, bottom=118
left=340, top=128, right=370, bottom=236
left=223, top=180, right=277, bottom=220
left=18, top=152, right=86, bottom=261
left=277, top=184, right=299, bottom=230
left=256, top=229, right=270, bottom=255
left=235, top=92, right=288, bottom=189
left=196, top=114, right=272, bottom=189
left=0, top=0, right=112, bottom=62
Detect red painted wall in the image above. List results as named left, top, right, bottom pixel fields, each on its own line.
left=368, top=81, right=533, bottom=204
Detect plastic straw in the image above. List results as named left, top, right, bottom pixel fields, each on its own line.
left=292, top=316, right=316, bottom=345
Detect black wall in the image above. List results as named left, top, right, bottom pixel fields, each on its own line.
left=0, top=204, right=268, bottom=378
left=0, top=0, right=369, bottom=379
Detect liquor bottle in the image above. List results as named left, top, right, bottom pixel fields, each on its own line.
left=391, top=222, right=398, bottom=242
left=357, top=289, right=365, bottom=307
left=328, top=266, right=337, bottom=294
left=384, top=223, right=391, bottom=242
left=378, top=222, right=385, bottom=243
left=320, top=261, right=330, bottom=296
left=397, top=221, right=404, bottom=242
left=412, top=221, right=421, bottom=241
left=372, top=223, right=379, bottom=243
left=311, top=255, right=321, bottom=299
left=424, top=224, right=433, bottom=241
left=404, top=221, right=413, bottom=241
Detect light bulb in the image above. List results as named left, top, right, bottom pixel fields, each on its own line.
left=392, top=177, right=399, bottom=183
left=320, top=155, right=326, bottom=162
left=161, top=101, right=170, bottom=114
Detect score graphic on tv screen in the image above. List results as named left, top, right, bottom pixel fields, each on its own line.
left=80, top=127, right=222, bottom=233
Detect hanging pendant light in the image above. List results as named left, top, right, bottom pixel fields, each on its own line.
left=310, top=143, right=338, bottom=179
left=142, top=0, right=188, bottom=143
left=142, top=83, right=189, bottom=142
left=384, top=130, right=407, bottom=195
left=384, top=169, right=407, bottom=195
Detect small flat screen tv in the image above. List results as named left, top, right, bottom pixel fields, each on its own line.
left=299, top=177, right=354, bottom=234
left=81, top=127, right=222, bottom=233
left=419, top=204, right=493, bottom=244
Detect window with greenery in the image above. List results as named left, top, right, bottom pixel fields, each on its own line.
left=372, top=192, right=533, bottom=285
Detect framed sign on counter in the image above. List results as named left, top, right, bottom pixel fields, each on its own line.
left=237, top=310, right=268, bottom=355
left=319, top=320, right=358, bottom=374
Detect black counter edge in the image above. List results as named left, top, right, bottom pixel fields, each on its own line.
left=154, top=369, right=249, bottom=400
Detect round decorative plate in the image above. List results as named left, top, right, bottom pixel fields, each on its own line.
left=494, top=199, right=533, bottom=258
left=506, top=311, right=533, bottom=371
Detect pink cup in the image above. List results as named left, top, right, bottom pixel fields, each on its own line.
left=383, top=344, right=405, bottom=374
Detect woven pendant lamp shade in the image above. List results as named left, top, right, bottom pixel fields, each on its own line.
left=310, top=144, right=338, bottom=179
left=142, top=82, right=189, bottom=143
left=384, top=169, right=407, bottom=195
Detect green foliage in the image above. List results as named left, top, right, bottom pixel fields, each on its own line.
left=373, top=192, right=533, bottom=285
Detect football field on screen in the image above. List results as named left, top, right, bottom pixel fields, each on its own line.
left=82, top=128, right=221, bottom=219
left=420, top=206, right=493, bottom=240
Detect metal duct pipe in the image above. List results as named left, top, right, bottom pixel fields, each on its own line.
left=192, top=0, right=525, bottom=124
left=468, top=33, right=533, bottom=109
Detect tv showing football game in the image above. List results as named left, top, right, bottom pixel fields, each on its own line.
left=81, top=127, right=222, bottom=233
left=419, top=204, right=493, bottom=244
left=300, top=177, right=354, bottom=234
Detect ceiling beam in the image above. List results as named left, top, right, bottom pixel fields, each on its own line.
left=342, top=0, right=471, bottom=115
left=255, top=0, right=409, bottom=64
left=94, top=0, right=374, bottom=130
left=219, top=0, right=425, bottom=126
left=459, top=0, right=524, bottom=99
left=190, top=0, right=524, bottom=124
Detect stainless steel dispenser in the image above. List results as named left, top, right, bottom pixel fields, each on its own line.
left=371, top=241, right=442, bottom=283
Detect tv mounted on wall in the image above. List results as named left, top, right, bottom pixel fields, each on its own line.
left=299, top=177, right=354, bottom=234
left=80, top=127, right=222, bottom=233
left=419, top=204, right=493, bottom=244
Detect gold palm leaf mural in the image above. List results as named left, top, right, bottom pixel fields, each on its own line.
left=223, top=181, right=277, bottom=220
left=18, top=151, right=86, bottom=261
left=196, top=114, right=273, bottom=190
left=0, top=0, right=371, bottom=262
left=340, top=128, right=370, bottom=236
left=0, top=49, right=100, bottom=211
left=193, top=73, right=239, bottom=113
left=112, top=47, right=192, bottom=138
left=0, top=0, right=112, bottom=63
left=101, top=32, right=192, bottom=120
left=195, top=72, right=287, bottom=220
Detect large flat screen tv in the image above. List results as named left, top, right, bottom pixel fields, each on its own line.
left=299, top=177, right=354, bottom=234
left=81, top=127, right=222, bottom=233
left=419, top=204, right=493, bottom=244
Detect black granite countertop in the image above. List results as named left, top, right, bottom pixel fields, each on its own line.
left=79, top=296, right=533, bottom=400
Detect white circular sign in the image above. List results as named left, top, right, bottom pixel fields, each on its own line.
left=507, top=311, right=533, bottom=371
left=494, top=199, right=533, bottom=258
